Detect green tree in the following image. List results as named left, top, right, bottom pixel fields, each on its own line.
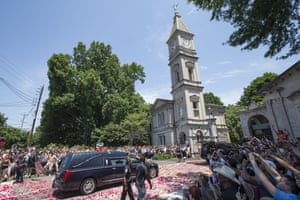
left=187, top=0, right=300, bottom=59
left=0, top=112, right=7, bottom=127
left=224, top=104, right=244, bottom=143
left=238, top=72, right=278, bottom=106
left=0, top=113, right=39, bottom=148
left=0, top=126, right=28, bottom=149
left=120, top=103, right=151, bottom=146
left=93, top=98, right=151, bottom=146
left=40, top=53, right=80, bottom=145
left=204, top=92, right=224, bottom=105
left=40, top=41, right=146, bottom=146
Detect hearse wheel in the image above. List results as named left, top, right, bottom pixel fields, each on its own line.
left=80, top=177, right=96, bottom=195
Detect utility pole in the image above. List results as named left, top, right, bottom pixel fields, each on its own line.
left=20, top=113, right=27, bottom=130
left=28, top=85, right=44, bottom=147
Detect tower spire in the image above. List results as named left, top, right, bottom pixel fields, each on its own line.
left=173, top=3, right=179, bottom=16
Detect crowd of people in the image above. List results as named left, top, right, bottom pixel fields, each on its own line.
left=187, top=136, right=300, bottom=200
left=1, top=135, right=300, bottom=200
left=0, top=146, right=66, bottom=183
left=0, top=144, right=186, bottom=184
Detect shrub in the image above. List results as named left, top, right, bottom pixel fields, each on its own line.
left=153, top=153, right=174, bottom=160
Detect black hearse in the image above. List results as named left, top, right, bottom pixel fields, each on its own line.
left=53, top=151, right=158, bottom=195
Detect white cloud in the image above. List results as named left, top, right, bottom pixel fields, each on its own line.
left=199, top=65, right=208, bottom=70
left=247, top=60, right=296, bottom=75
left=221, top=69, right=247, bottom=78
left=203, top=79, right=215, bottom=85
left=158, top=52, right=168, bottom=61
left=249, top=61, right=279, bottom=71
left=218, top=60, right=232, bottom=65
left=249, top=62, right=259, bottom=67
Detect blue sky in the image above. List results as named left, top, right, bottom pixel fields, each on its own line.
left=0, top=0, right=299, bottom=132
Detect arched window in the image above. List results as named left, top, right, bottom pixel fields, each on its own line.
left=190, top=95, right=200, bottom=118
left=173, top=64, right=180, bottom=84
left=186, top=62, right=194, bottom=81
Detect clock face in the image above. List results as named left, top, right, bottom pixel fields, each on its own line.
left=182, top=38, right=191, bottom=47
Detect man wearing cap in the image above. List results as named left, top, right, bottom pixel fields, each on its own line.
left=212, top=165, right=240, bottom=200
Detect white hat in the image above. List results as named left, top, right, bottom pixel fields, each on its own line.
left=213, top=165, right=240, bottom=185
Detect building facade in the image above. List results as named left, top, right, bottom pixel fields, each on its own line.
left=239, top=61, right=300, bottom=141
left=150, top=9, right=230, bottom=154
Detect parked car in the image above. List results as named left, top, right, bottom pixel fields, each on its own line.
left=52, top=151, right=159, bottom=195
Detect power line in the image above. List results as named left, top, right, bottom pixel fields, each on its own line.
left=0, top=54, right=34, bottom=84
left=0, top=101, right=31, bottom=107
left=0, top=77, right=33, bottom=103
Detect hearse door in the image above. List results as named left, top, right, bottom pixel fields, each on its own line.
left=106, top=157, right=127, bottom=182
left=97, top=158, right=114, bottom=184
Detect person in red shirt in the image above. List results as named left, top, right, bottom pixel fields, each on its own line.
left=272, top=125, right=288, bottom=143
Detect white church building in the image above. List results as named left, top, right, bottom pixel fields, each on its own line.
left=150, top=9, right=230, bottom=154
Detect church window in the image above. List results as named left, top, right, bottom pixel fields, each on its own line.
left=179, top=132, right=186, bottom=144
left=161, top=112, right=165, bottom=125
left=174, top=64, right=180, bottom=83
left=190, top=95, right=200, bottom=118
left=159, top=135, right=166, bottom=145
left=175, top=70, right=180, bottom=82
left=188, top=68, right=194, bottom=81
left=158, top=112, right=165, bottom=126
left=186, top=62, right=194, bottom=81
left=179, top=107, right=183, bottom=119
left=194, top=110, right=200, bottom=117
left=192, top=101, right=198, bottom=109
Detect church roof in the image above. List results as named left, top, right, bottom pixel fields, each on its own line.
left=259, top=60, right=300, bottom=94
left=151, top=98, right=173, bottom=112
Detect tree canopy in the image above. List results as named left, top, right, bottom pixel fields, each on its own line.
left=224, top=104, right=244, bottom=143
left=40, top=42, right=149, bottom=147
left=203, top=92, right=224, bottom=105
left=238, top=72, right=278, bottom=106
left=187, top=0, right=300, bottom=59
left=0, top=112, right=7, bottom=127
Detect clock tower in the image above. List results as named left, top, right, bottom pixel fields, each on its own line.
left=150, top=7, right=230, bottom=154
left=167, top=8, right=207, bottom=125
